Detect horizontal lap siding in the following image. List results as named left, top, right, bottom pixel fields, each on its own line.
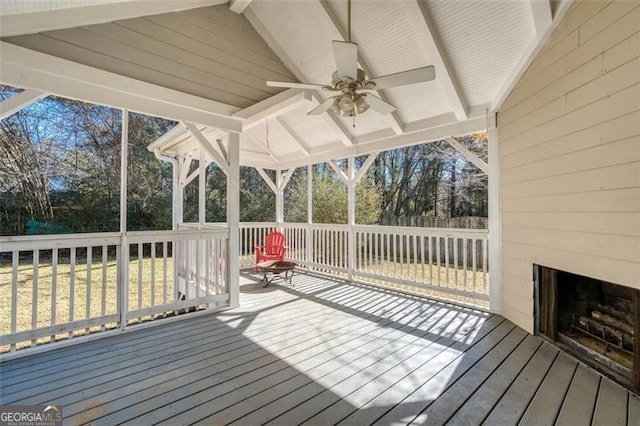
left=498, top=0, right=640, bottom=332
left=3, top=5, right=294, bottom=108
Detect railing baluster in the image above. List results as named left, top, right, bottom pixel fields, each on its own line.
left=84, top=246, right=90, bottom=335
left=69, top=247, right=75, bottom=338
left=445, top=236, right=450, bottom=287
left=463, top=238, right=468, bottom=290
left=101, top=246, right=107, bottom=330
left=454, top=237, right=459, bottom=290
left=483, top=239, right=488, bottom=294
left=163, top=241, right=168, bottom=305
left=412, top=234, right=418, bottom=284
left=51, top=248, right=58, bottom=342
left=472, top=238, right=477, bottom=293
left=11, top=251, right=18, bottom=351
left=151, top=242, right=156, bottom=307
left=420, top=235, right=425, bottom=286
left=31, top=250, right=39, bottom=347
left=436, top=237, right=441, bottom=287
left=137, top=243, right=143, bottom=317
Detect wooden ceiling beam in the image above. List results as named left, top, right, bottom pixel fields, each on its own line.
left=275, top=117, right=312, bottom=156
left=404, top=0, right=468, bottom=121
left=529, top=0, right=553, bottom=41
left=233, top=89, right=312, bottom=131
left=229, top=0, right=254, bottom=14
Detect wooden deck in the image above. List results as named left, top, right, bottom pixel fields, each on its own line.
left=1, top=270, right=638, bottom=425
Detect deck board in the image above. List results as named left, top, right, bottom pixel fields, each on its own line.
left=556, top=364, right=601, bottom=426
left=0, top=270, right=637, bottom=425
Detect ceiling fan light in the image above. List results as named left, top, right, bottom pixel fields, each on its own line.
left=329, top=98, right=341, bottom=115
left=338, top=95, right=355, bottom=115
left=354, top=94, right=370, bottom=114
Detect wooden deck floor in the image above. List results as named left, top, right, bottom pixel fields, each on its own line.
left=1, top=270, right=638, bottom=425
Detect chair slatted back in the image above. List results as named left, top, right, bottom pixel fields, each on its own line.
left=265, top=231, right=285, bottom=255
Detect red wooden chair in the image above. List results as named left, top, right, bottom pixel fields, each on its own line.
left=255, top=231, right=287, bottom=272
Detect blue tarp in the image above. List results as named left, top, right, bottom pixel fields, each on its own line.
left=25, top=220, right=73, bottom=235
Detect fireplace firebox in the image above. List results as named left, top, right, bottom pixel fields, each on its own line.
left=535, top=265, right=639, bottom=393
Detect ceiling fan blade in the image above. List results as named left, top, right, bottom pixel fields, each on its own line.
left=308, top=97, right=337, bottom=116
left=366, top=66, right=435, bottom=90
left=364, top=93, right=396, bottom=115
left=266, top=81, right=334, bottom=91
left=332, top=41, right=358, bottom=81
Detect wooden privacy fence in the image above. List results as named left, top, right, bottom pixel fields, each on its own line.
left=380, top=215, right=488, bottom=229
left=0, top=229, right=229, bottom=352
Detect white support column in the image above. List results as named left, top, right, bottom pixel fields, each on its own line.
left=307, top=165, right=313, bottom=267
left=227, top=132, right=241, bottom=308
left=198, top=148, right=207, bottom=225
left=175, top=158, right=185, bottom=229
left=275, top=169, right=284, bottom=226
left=118, top=109, right=129, bottom=330
left=488, top=112, right=502, bottom=313
left=347, top=157, right=356, bottom=280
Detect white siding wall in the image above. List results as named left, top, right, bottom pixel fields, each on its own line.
left=4, top=5, right=294, bottom=108
left=498, top=0, right=640, bottom=332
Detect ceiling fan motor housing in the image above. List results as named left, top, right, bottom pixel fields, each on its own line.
left=332, top=69, right=367, bottom=91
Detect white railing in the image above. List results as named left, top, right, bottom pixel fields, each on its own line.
left=0, top=229, right=229, bottom=352
left=184, top=221, right=489, bottom=304
left=353, top=225, right=489, bottom=302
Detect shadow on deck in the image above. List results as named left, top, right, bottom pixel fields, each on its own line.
left=1, top=269, right=637, bottom=425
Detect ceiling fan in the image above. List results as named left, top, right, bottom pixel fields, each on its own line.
left=266, top=0, right=436, bottom=118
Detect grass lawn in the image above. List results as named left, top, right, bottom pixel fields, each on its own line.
left=1, top=254, right=489, bottom=351
left=0, top=257, right=174, bottom=350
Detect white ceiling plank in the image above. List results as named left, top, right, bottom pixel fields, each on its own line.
left=318, top=0, right=404, bottom=135
left=255, top=168, right=278, bottom=193
left=229, top=0, right=254, bottom=15
left=445, top=137, right=488, bottom=174
left=182, top=121, right=230, bottom=175
left=1, top=42, right=242, bottom=131
left=0, top=89, right=47, bottom=119
left=233, top=89, right=312, bottom=130
left=0, top=0, right=228, bottom=37
left=244, top=7, right=309, bottom=84
left=275, top=117, right=312, bottom=155
left=403, top=0, right=468, bottom=121
left=529, top=0, right=553, bottom=41
left=242, top=131, right=281, bottom=164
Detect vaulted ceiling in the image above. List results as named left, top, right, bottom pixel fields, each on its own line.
left=0, top=0, right=572, bottom=169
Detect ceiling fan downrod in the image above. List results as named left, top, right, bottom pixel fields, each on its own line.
left=347, top=0, right=351, bottom=43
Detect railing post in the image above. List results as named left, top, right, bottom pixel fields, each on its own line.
left=488, top=112, right=502, bottom=313
left=227, top=132, right=240, bottom=308
left=306, top=165, right=313, bottom=268
left=347, top=157, right=355, bottom=280
left=119, top=109, right=129, bottom=330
